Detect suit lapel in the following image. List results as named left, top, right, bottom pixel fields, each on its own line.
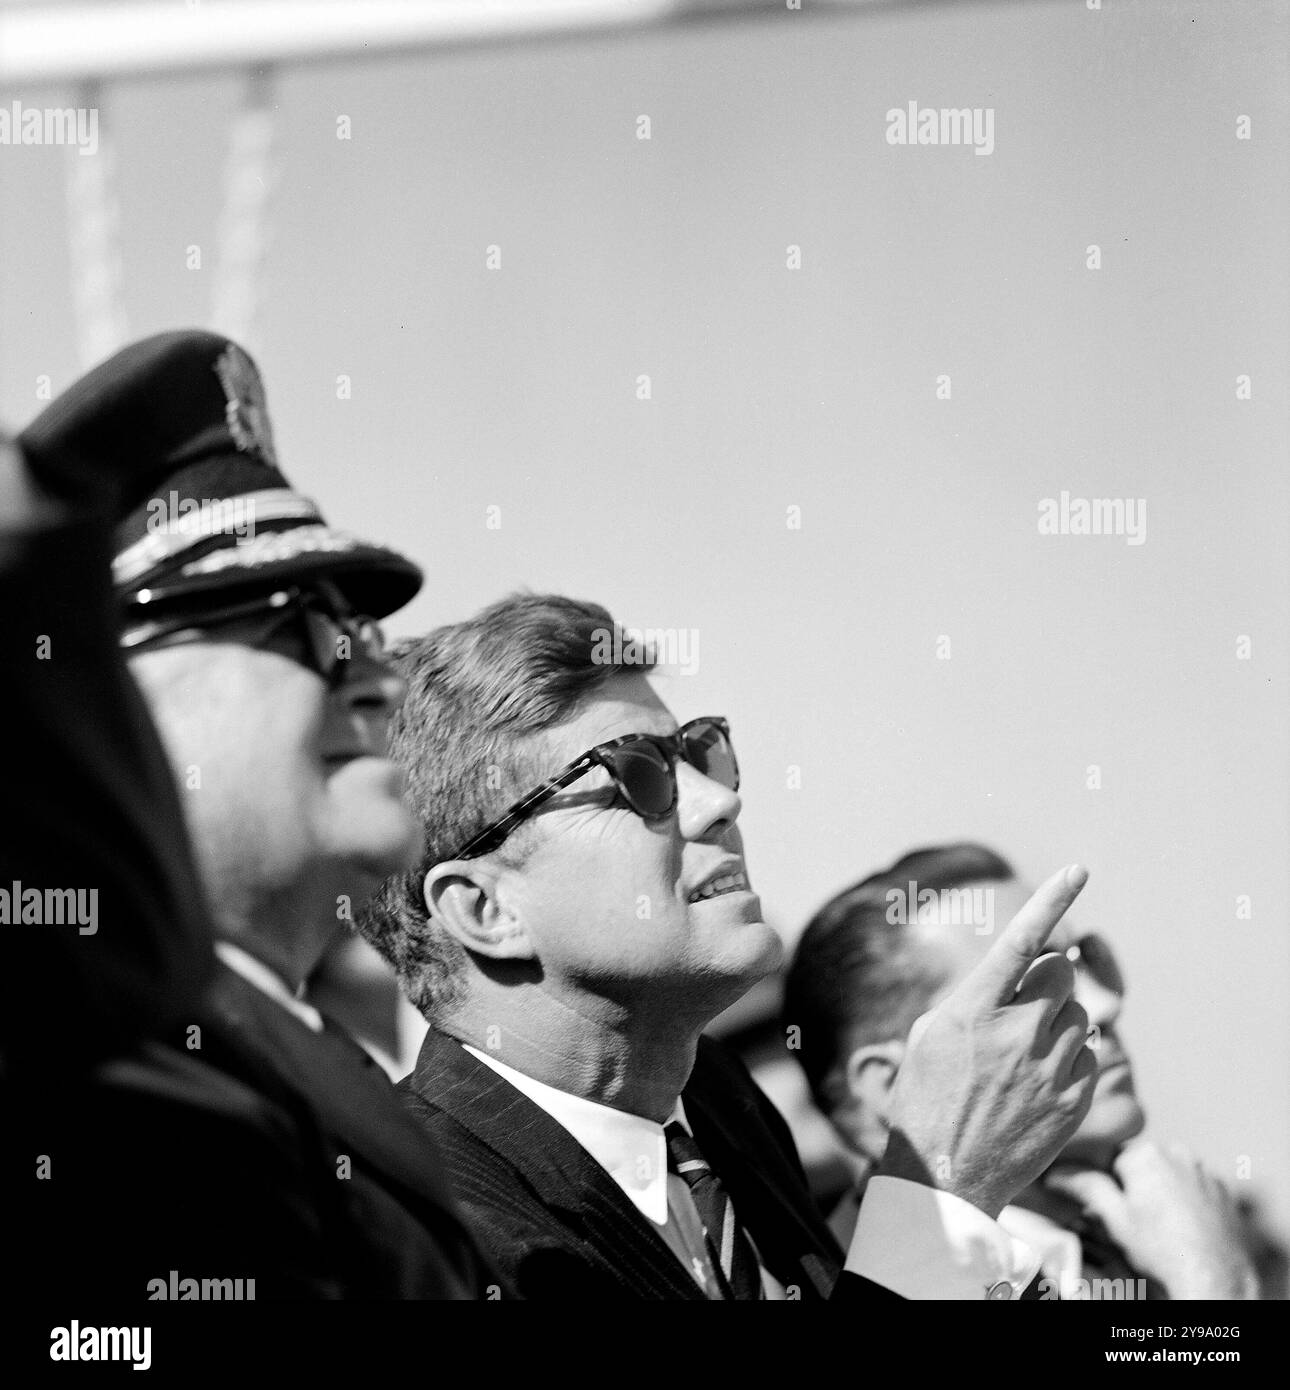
left=207, top=965, right=466, bottom=1225
left=406, top=1028, right=705, bottom=1300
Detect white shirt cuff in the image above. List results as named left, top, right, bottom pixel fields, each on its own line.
left=845, top=1177, right=1041, bottom=1300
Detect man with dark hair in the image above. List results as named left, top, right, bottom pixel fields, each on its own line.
left=361, top=595, right=1100, bottom=1299
left=3, top=331, right=487, bottom=1300
left=784, top=842, right=1262, bottom=1299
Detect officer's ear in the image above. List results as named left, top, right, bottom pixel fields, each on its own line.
left=423, top=861, right=535, bottom=962
left=843, top=1040, right=905, bottom=1126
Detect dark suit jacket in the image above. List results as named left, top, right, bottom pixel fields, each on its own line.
left=9, top=959, right=492, bottom=1302
left=1, top=513, right=214, bottom=1068
left=400, top=1027, right=893, bottom=1300
left=2, top=502, right=486, bottom=1301
left=194, top=963, right=491, bottom=1298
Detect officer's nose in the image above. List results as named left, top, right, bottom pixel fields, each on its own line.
left=334, top=653, right=408, bottom=726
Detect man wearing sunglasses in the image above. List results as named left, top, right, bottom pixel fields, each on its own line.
left=360, top=594, right=1101, bottom=1299
left=7, top=330, right=487, bottom=1299
left=784, top=842, right=1262, bottom=1299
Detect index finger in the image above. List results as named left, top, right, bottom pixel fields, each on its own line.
left=960, top=864, right=1089, bottom=1006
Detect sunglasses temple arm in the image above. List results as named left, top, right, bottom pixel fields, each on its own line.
left=455, top=757, right=596, bottom=859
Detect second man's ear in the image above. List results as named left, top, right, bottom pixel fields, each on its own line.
left=843, top=1039, right=906, bottom=1121
left=422, top=862, right=535, bottom=962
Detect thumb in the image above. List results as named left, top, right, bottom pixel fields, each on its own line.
left=1045, top=1167, right=1132, bottom=1245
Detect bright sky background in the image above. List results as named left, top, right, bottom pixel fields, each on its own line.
left=3, top=0, right=1287, bottom=1239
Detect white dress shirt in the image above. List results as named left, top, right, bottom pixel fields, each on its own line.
left=998, top=1203, right=1084, bottom=1295
left=463, top=1043, right=1040, bottom=1299
left=463, top=1044, right=757, bottom=1297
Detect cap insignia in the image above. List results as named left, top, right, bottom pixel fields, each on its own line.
left=213, top=343, right=278, bottom=465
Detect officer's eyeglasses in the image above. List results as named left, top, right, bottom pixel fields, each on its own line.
left=120, top=585, right=387, bottom=688
left=452, top=716, right=739, bottom=860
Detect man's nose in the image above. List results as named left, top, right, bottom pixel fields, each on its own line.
left=333, top=653, right=408, bottom=720
left=1074, top=967, right=1123, bottom=1031
left=674, top=758, right=741, bottom=842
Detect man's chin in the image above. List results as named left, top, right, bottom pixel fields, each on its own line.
left=347, top=844, right=418, bottom=886
left=324, top=751, right=404, bottom=790
left=1060, top=1095, right=1148, bottom=1171
left=323, top=765, right=420, bottom=879
left=359, top=815, right=421, bottom=876
left=717, top=916, right=785, bottom=995
left=752, top=920, right=785, bottom=976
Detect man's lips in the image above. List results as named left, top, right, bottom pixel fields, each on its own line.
left=687, top=865, right=750, bottom=904
left=1094, top=1051, right=1134, bottom=1088
left=321, top=731, right=387, bottom=764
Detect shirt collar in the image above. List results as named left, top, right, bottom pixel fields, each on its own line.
left=215, top=940, right=324, bottom=1034
left=462, top=1043, right=687, bottom=1226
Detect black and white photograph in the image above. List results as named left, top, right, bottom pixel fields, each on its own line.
left=1, top=0, right=1285, bottom=1371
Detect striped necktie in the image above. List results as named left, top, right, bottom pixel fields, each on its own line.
left=665, top=1121, right=763, bottom=1300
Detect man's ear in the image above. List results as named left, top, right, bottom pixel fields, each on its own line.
left=843, top=1040, right=906, bottom=1125
left=422, top=861, right=535, bottom=962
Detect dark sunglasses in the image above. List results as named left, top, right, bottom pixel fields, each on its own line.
left=120, top=584, right=387, bottom=688
left=1063, top=933, right=1126, bottom=995
left=453, top=715, right=739, bottom=860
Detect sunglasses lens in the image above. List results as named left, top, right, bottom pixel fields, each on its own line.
left=606, top=742, right=675, bottom=817
left=1075, top=934, right=1125, bottom=994
left=355, top=618, right=386, bottom=661
left=682, top=720, right=739, bottom=791
left=302, top=607, right=341, bottom=676
left=301, top=606, right=388, bottom=682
